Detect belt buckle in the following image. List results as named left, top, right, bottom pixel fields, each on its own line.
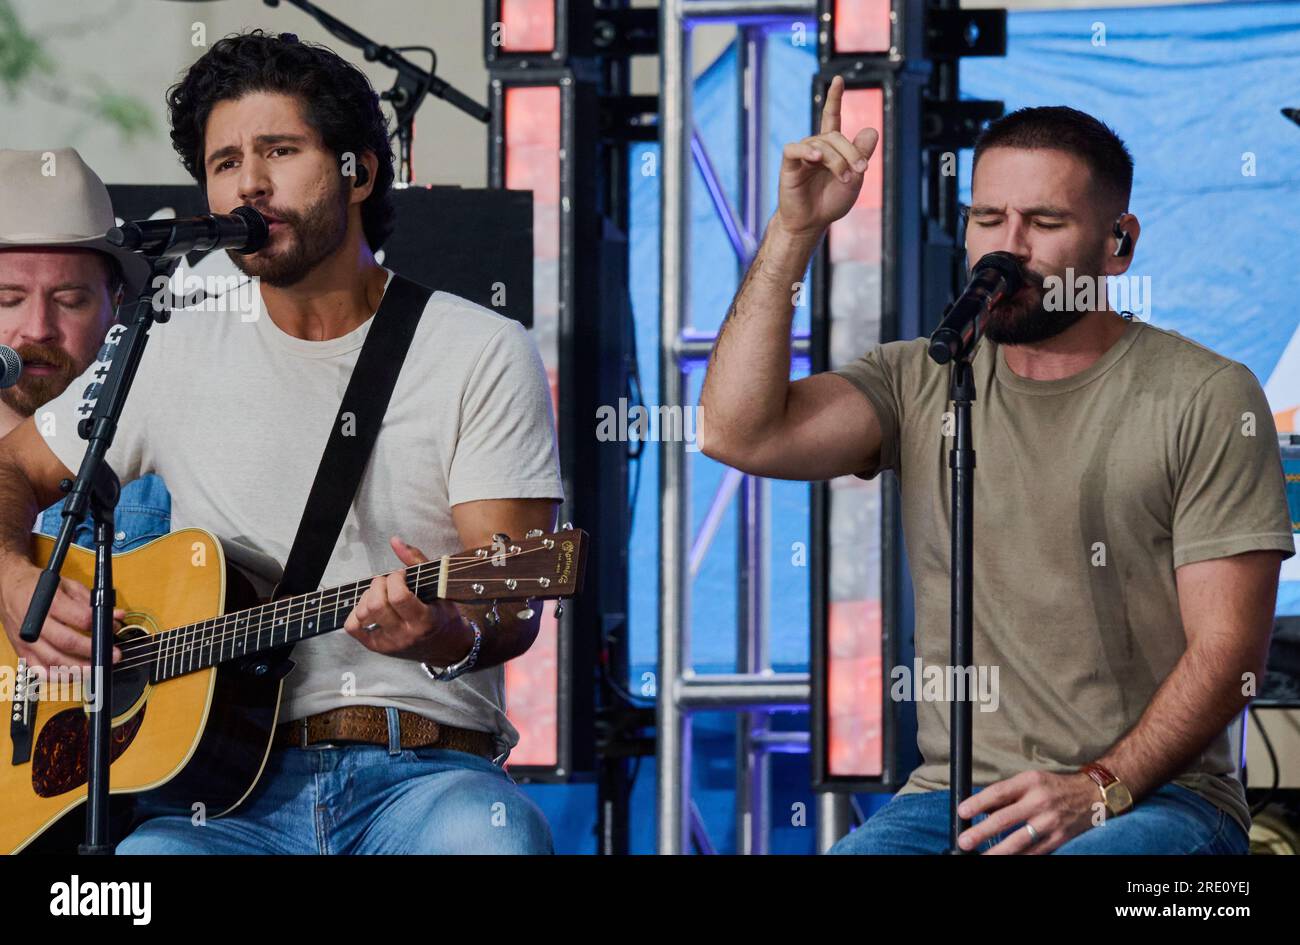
left=296, top=719, right=341, bottom=751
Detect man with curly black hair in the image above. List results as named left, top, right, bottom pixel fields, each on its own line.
left=0, top=30, right=563, bottom=854
left=166, top=29, right=397, bottom=285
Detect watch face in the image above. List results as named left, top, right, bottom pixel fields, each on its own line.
left=1105, top=781, right=1134, bottom=812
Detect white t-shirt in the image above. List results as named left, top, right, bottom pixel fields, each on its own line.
left=38, top=269, right=565, bottom=753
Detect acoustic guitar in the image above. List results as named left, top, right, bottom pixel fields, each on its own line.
left=1, top=525, right=587, bottom=854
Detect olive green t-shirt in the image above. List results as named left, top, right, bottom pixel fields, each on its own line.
left=832, top=318, right=1294, bottom=835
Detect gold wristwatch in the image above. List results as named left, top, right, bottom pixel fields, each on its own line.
left=1081, top=762, right=1133, bottom=816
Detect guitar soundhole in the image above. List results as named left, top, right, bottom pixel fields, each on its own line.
left=111, top=625, right=150, bottom=717
left=31, top=707, right=145, bottom=798
left=29, top=624, right=151, bottom=799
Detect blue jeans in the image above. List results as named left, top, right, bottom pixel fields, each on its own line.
left=828, top=783, right=1248, bottom=855
left=116, top=740, right=552, bottom=855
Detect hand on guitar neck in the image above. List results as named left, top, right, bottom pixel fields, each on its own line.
left=340, top=535, right=477, bottom=667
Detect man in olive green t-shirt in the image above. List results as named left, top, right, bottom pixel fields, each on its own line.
left=700, top=79, right=1291, bottom=855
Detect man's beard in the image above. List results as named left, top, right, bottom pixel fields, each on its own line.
left=981, top=262, right=1088, bottom=346
left=229, top=185, right=348, bottom=288
left=0, top=342, right=80, bottom=418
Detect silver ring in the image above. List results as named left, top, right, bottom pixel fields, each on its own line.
left=363, top=622, right=381, bottom=633
left=1024, top=823, right=1039, bottom=843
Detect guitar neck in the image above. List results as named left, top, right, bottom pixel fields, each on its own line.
left=144, top=561, right=446, bottom=683
left=115, top=527, right=587, bottom=684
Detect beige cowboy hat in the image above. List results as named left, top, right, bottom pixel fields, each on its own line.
left=0, top=147, right=151, bottom=298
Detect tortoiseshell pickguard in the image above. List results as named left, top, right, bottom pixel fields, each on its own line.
left=30, top=708, right=144, bottom=798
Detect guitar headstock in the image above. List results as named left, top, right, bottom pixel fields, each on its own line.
left=438, top=525, right=587, bottom=604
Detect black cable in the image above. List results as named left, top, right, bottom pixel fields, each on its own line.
left=625, top=296, right=646, bottom=525
left=599, top=654, right=654, bottom=708
left=626, top=368, right=644, bottom=523
left=1247, top=705, right=1280, bottom=817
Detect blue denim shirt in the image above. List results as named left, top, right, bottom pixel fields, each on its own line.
left=36, top=473, right=172, bottom=552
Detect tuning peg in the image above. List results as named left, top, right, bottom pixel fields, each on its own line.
left=516, top=598, right=536, bottom=620
left=525, top=528, right=544, bottom=539
left=554, top=601, right=565, bottom=618
left=492, top=532, right=511, bottom=545
left=485, top=601, right=501, bottom=627
left=559, top=521, right=572, bottom=532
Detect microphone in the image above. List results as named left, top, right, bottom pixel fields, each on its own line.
left=0, top=345, right=21, bottom=389
left=928, top=251, right=1024, bottom=365
left=107, top=206, right=269, bottom=259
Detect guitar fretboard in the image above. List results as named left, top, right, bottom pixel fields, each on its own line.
left=131, top=559, right=444, bottom=683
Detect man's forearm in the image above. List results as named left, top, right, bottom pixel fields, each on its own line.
left=1096, top=643, right=1255, bottom=799
left=701, top=218, right=822, bottom=448
left=0, top=448, right=39, bottom=570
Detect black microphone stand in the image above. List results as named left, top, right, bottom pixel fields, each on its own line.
left=264, top=0, right=491, bottom=183
left=926, top=302, right=979, bottom=855
left=18, top=255, right=178, bottom=854
left=943, top=349, right=976, bottom=854
left=927, top=252, right=1023, bottom=855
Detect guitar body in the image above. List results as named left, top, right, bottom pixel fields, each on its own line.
left=1, top=522, right=589, bottom=855
left=1, top=528, right=283, bottom=854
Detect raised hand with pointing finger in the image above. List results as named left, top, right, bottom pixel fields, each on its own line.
left=699, top=72, right=890, bottom=486
left=775, top=75, right=880, bottom=238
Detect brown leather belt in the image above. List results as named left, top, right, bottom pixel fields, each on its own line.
left=273, top=705, right=496, bottom=760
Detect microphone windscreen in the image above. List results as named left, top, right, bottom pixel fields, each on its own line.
left=231, top=206, right=270, bottom=254
left=0, top=345, right=23, bottom=389
left=973, top=251, right=1024, bottom=296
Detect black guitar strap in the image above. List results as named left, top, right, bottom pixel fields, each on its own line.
left=273, top=273, right=434, bottom=601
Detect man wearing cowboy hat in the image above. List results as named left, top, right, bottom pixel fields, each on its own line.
left=0, top=148, right=171, bottom=558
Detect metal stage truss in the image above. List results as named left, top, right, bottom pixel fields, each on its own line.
left=657, top=0, right=838, bottom=857
left=657, top=0, right=1006, bottom=854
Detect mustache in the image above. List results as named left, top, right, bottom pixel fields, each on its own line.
left=1016, top=266, right=1046, bottom=289
left=12, top=343, right=76, bottom=375
left=995, top=266, right=1045, bottom=305
left=244, top=204, right=299, bottom=225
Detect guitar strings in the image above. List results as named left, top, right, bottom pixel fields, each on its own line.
left=107, top=552, right=554, bottom=676
left=109, top=543, right=553, bottom=672
left=104, top=542, right=562, bottom=675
